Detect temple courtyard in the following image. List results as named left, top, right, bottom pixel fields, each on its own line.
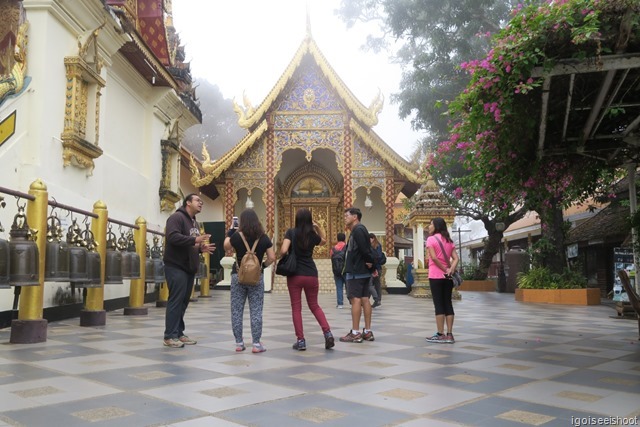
left=0, top=290, right=638, bottom=427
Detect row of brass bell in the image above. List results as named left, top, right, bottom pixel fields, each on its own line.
left=103, top=227, right=142, bottom=284
left=0, top=201, right=160, bottom=287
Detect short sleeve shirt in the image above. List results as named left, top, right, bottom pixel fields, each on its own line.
left=285, top=228, right=321, bottom=277
left=426, top=234, right=455, bottom=279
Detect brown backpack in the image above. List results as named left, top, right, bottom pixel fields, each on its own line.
left=237, top=232, right=261, bottom=285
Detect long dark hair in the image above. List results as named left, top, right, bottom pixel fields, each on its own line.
left=239, top=209, right=263, bottom=240
left=431, top=217, right=452, bottom=243
left=294, top=208, right=314, bottom=250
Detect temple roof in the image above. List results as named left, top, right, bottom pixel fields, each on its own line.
left=190, top=34, right=419, bottom=188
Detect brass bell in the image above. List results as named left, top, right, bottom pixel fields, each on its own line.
left=151, top=244, right=165, bottom=283
left=67, top=219, right=88, bottom=284
left=9, top=204, right=39, bottom=286
left=44, top=214, right=70, bottom=282
left=127, top=234, right=140, bottom=279
left=85, top=250, right=101, bottom=287
left=144, top=243, right=155, bottom=283
left=104, top=228, right=123, bottom=284
left=76, top=226, right=100, bottom=288
left=0, top=235, right=9, bottom=288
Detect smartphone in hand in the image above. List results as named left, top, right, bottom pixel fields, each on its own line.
left=232, top=216, right=239, bottom=229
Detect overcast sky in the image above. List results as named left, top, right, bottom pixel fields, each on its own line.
left=171, top=0, right=424, bottom=159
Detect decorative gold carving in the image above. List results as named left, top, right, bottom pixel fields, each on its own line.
left=349, top=118, right=418, bottom=183
left=60, top=24, right=106, bottom=174
left=232, top=91, right=256, bottom=128
left=160, top=136, right=180, bottom=212
left=229, top=38, right=384, bottom=130
left=0, top=19, right=28, bottom=106
left=190, top=120, right=267, bottom=187
left=61, top=134, right=103, bottom=174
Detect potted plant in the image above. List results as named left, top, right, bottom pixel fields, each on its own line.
left=515, top=267, right=600, bottom=305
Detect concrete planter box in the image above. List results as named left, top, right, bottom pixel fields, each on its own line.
left=515, top=288, right=600, bottom=305
left=458, top=279, right=496, bottom=292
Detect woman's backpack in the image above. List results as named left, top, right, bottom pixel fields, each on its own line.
left=237, top=232, right=261, bottom=285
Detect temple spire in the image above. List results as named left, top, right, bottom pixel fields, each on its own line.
left=306, top=0, right=312, bottom=39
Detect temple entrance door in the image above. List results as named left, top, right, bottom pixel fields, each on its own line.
left=290, top=201, right=333, bottom=258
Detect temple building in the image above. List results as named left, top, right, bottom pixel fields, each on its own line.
left=187, top=29, right=421, bottom=291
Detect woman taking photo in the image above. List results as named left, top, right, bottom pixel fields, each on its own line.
left=280, top=208, right=334, bottom=351
left=425, top=217, right=459, bottom=344
left=223, top=209, right=275, bottom=353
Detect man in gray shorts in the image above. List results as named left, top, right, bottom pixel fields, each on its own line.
left=339, top=207, right=375, bottom=343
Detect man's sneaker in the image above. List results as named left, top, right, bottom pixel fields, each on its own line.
left=372, top=301, right=381, bottom=308
left=445, top=333, right=455, bottom=344
left=425, top=333, right=447, bottom=343
left=324, top=331, right=335, bottom=349
left=292, top=339, right=306, bottom=351
left=235, top=342, right=246, bottom=352
left=337, top=305, right=343, bottom=309
left=252, top=342, right=267, bottom=353
left=362, top=329, right=375, bottom=341
left=179, top=335, right=197, bottom=345
left=163, top=338, right=185, bottom=348
left=339, top=331, right=363, bottom=343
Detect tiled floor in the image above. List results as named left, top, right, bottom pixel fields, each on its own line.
left=0, top=290, right=638, bottom=426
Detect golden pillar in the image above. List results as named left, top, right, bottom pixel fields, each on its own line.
left=10, top=179, right=49, bottom=343
left=124, top=217, right=148, bottom=315
left=80, top=200, right=107, bottom=326
left=199, top=233, right=211, bottom=298
left=156, top=229, right=168, bottom=307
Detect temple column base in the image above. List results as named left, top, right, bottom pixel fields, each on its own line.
left=80, top=310, right=106, bottom=327
left=10, top=319, right=48, bottom=343
left=124, top=307, right=148, bottom=316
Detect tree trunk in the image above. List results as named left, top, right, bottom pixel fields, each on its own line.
left=476, top=231, right=502, bottom=279
left=540, top=198, right=566, bottom=274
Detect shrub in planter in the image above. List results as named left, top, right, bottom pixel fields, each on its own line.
left=517, top=267, right=587, bottom=290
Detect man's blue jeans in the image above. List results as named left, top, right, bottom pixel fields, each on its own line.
left=164, top=265, right=195, bottom=339
left=333, top=274, right=345, bottom=306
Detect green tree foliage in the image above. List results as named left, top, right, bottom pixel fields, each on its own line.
left=182, top=79, right=246, bottom=160
left=438, top=0, right=635, bottom=272
left=338, top=0, right=518, bottom=139
left=338, top=0, right=523, bottom=278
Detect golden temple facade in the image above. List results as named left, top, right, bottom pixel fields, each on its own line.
left=189, top=34, right=420, bottom=257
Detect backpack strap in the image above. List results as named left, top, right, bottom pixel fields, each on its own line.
left=238, top=232, right=260, bottom=262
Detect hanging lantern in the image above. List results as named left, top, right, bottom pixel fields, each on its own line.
left=104, top=227, right=123, bottom=284
left=44, top=214, right=70, bottom=282
left=9, top=204, right=39, bottom=286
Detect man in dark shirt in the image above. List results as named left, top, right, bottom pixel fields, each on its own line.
left=163, top=193, right=215, bottom=348
left=339, top=207, right=375, bottom=343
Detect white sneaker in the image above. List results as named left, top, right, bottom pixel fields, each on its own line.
left=337, top=305, right=343, bottom=309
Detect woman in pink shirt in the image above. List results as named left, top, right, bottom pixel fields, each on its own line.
left=425, top=217, right=459, bottom=344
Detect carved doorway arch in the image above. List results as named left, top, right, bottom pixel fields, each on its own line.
left=277, top=163, right=343, bottom=258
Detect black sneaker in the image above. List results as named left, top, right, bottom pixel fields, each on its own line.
left=292, top=339, right=306, bottom=351
left=324, top=331, right=335, bottom=349
left=362, top=329, right=375, bottom=341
